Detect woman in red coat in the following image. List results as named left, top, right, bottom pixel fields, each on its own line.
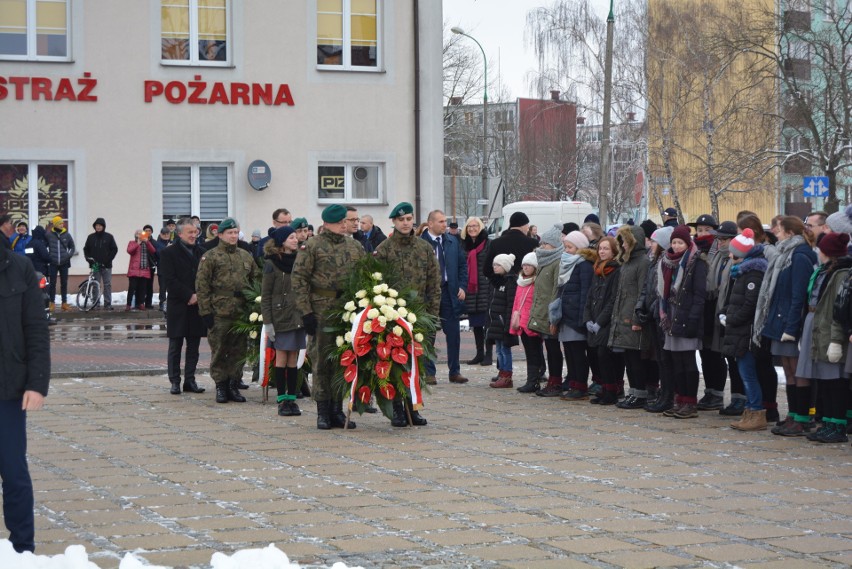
left=126, top=229, right=157, bottom=311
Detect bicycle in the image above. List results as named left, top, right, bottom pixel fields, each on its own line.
left=76, top=258, right=102, bottom=312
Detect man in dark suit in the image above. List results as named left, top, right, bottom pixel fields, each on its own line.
left=158, top=217, right=207, bottom=395
left=421, top=210, right=469, bottom=384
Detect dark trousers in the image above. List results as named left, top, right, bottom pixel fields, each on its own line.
left=562, top=340, right=589, bottom=389
left=48, top=263, right=69, bottom=303
left=145, top=269, right=155, bottom=307
left=168, top=336, right=201, bottom=383
left=587, top=345, right=601, bottom=382
left=127, top=276, right=148, bottom=308
left=665, top=349, right=700, bottom=400
left=699, top=349, right=728, bottom=392
left=425, top=284, right=461, bottom=377
left=544, top=337, right=562, bottom=379
left=623, top=349, right=646, bottom=390
left=755, top=340, right=778, bottom=407
left=597, top=346, right=624, bottom=391
left=157, top=271, right=167, bottom=307
left=520, top=332, right=544, bottom=374
left=0, top=399, right=34, bottom=553
left=727, top=355, right=744, bottom=395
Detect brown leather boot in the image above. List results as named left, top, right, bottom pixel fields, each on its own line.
left=490, top=372, right=513, bottom=389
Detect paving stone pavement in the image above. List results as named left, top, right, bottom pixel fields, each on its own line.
left=18, top=364, right=852, bottom=569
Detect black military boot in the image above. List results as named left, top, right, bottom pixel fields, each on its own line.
left=330, top=400, right=355, bottom=429
left=169, top=380, right=182, bottom=395
left=235, top=378, right=250, bottom=390
left=391, top=399, right=409, bottom=427
left=215, top=383, right=229, bottom=403
left=316, top=400, right=332, bottom=430
left=228, top=379, right=247, bottom=402
left=407, top=402, right=427, bottom=426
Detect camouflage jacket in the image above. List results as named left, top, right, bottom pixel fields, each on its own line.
left=292, top=230, right=365, bottom=319
left=375, top=230, right=441, bottom=317
left=195, top=240, right=261, bottom=320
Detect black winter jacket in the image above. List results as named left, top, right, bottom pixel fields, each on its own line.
left=486, top=273, right=519, bottom=346
left=83, top=218, right=119, bottom=269
left=560, top=255, right=594, bottom=333
left=159, top=239, right=207, bottom=339
left=26, top=226, right=51, bottom=275
left=583, top=261, right=620, bottom=348
left=355, top=225, right=387, bottom=253
left=721, top=250, right=768, bottom=358
left=483, top=229, right=539, bottom=279
left=660, top=247, right=708, bottom=339
left=463, top=234, right=491, bottom=316
left=0, top=245, right=50, bottom=399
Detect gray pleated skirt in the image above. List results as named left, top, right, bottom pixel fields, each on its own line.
left=771, top=338, right=800, bottom=357
left=795, top=313, right=843, bottom=380
left=271, top=329, right=307, bottom=351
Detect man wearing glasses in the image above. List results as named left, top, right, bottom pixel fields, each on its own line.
left=805, top=211, right=829, bottom=244
left=345, top=207, right=360, bottom=237
left=255, top=208, right=292, bottom=258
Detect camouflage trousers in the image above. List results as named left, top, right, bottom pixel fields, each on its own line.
left=308, top=320, right=337, bottom=402
left=207, top=318, right=246, bottom=386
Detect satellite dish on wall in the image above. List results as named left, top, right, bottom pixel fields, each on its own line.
left=248, top=160, right=271, bottom=190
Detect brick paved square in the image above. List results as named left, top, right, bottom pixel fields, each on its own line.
left=550, top=536, right=639, bottom=554
left=597, top=550, right=694, bottom=568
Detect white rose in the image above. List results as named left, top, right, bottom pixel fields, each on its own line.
left=373, top=285, right=383, bottom=294
left=254, top=296, right=262, bottom=303
left=387, top=310, right=400, bottom=321
left=336, top=336, right=344, bottom=347
left=378, top=316, right=388, bottom=326
left=350, top=312, right=359, bottom=324
left=379, top=304, right=391, bottom=315
left=371, top=272, right=383, bottom=281
left=249, top=312, right=259, bottom=323
left=397, top=298, right=407, bottom=307
left=385, top=298, right=396, bottom=307
left=358, top=298, right=370, bottom=308
left=388, top=288, right=398, bottom=298
left=406, top=312, right=417, bottom=324
left=342, top=313, right=351, bottom=323
left=355, top=289, right=367, bottom=299
left=381, top=283, right=389, bottom=293
left=344, top=331, right=353, bottom=342
left=397, top=307, right=408, bottom=318
left=257, top=315, right=263, bottom=322
left=249, top=330, right=258, bottom=339
left=415, top=333, right=424, bottom=342
left=367, top=308, right=380, bottom=319
left=344, top=301, right=356, bottom=312
left=393, top=325, right=404, bottom=336
left=373, top=295, right=386, bottom=306
left=363, top=321, right=373, bottom=334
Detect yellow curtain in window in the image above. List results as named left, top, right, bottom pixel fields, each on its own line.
left=0, top=0, right=26, bottom=31
left=350, top=0, right=376, bottom=47
left=36, top=0, right=66, bottom=35
left=162, top=0, right=189, bottom=38
left=317, top=0, right=342, bottom=44
left=198, top=0, right=226, bottom=41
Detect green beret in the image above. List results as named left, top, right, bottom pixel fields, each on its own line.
left=290, top=217, right=308, bottom=230
left=321, top=204, right=347, bottom=223
left=218, top=217, right=239, bottom=232
left=389, top=202, right=414, bottom=219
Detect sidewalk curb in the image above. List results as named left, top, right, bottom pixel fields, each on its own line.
left=51, top=368, right=209, bottom=379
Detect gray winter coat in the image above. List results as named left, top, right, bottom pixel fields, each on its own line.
left=608, top=225, right=650, bottom=351
left=45, top=227, right=75, bottom=267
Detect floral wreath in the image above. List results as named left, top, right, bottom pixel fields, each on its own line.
left=326, top=256, right=438, bottom=420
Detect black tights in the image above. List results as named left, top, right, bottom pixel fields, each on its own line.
left=562, top=341, right=589, bottom=389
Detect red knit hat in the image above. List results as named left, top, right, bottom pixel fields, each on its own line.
left=670, top=225, right=692, bottom=247
left=730, top=228, right=755, bottom=258
left=817, top=231, right=850, bottom=258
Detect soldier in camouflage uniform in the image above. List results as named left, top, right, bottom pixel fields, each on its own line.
left=375, top=202, right=441, bottom=427
left=196, top=217, right=262, bottom=404
left=292, top=204, right=365, bottom=430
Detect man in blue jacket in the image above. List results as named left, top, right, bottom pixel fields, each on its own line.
left=0, top=238, right=50, bottom=553
left=421, top=210, right=469, bottom=384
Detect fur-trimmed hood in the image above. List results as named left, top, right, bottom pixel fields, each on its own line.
left=578, top=247, right=597, bottom=263
left=616, top=224, right=646, bottom=264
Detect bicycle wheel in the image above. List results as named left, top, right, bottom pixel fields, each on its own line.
left=76, top=279, right=101, bottom=312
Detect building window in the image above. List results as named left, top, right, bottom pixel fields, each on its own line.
left=318, top=163, right=382, bottom=203
left=0, top=0, right=70, bottom=61
left=0, top=163, right=69, bottom=227
left=317, top=0, right=379, bottom=69
left=162, top=164, right=229, bottom=222
left=161, top=0, right=230, bottom=66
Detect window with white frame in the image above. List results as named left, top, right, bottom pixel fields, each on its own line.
left=0, top=163, right=70, bottom=227
left=161, top=0, right=230, bottom=66
left=162, top=164, right=230, bottom=223
left=0, top=0, right=70, bottom=60
left=318, top=163, right=382, bottom=203
left=316, top=0, right=380, bottom=69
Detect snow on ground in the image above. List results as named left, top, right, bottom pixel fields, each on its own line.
left=0, top=540, right=362, bottom=569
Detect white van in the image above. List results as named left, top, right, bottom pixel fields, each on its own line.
left=488, top=201, right=595, bottom=236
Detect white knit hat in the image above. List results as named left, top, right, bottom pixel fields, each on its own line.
left=521, top=251, right=538, bottom=268
left=492, top=253, right=515, bottom=273
left=564, top=230, right=590, bottom=250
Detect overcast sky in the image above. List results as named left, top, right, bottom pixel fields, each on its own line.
left=442, top=0, right=612, bottom=101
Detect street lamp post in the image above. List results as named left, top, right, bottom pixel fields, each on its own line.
left=598, top=0, right=614, bottom=224
left=451, top=27, right=488, bottom=213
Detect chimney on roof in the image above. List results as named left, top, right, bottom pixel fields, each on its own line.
left=576, top=117, right=586, bottom=125
left=550, top=90, right=560, bottom=101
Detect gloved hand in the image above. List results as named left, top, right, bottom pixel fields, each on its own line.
left=302, top=313, right=318, bottom=336
left=264, top=323, right=276, bottom=342
left=233, top=290, right=244, bottom=299
left=827, top=342, right=843, bottom=363
left=585, top=321, right=595, bottom=333
left=718, top=314, right=727, bottom=327
left=202, top=314, right=215, bottom=329
left=590, top=322, right=601, bottom=334
left=781, top=333, right=796, bottom=342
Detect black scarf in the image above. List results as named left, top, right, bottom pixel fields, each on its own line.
left=268, top=252, right=297, bottom=274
